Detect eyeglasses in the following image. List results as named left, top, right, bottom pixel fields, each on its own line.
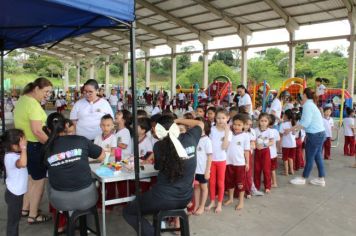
left=84, top=90, right=96, bottom=95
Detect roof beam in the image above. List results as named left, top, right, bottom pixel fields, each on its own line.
left=84, top=34, right=130, bottom=52
left=67, top=38, right=115, bottom=56
left=53, top=43, right=96, bottom=57
left=34, top=46, right=82, bottom=59
left=103, top=29, right=154, bottom=50
left=136, top=0, right=213, bottom=42
left=342, top=0, right=356, bottom=25
left=192, top=0, right=251, bottom=37
left=26, top=48, right=70, bottom=60
left=136, top=22, right=180, bottom=47
left=263, top=0, right=299, bottom=32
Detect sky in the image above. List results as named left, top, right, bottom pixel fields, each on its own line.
left=147, top=20, right=351, bottom=61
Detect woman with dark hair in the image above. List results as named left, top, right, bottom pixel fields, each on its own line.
left=236, top=85, right=252, bottom=115
left=290, top=88, right=326, bottom=186
left=70, top=79, right=113, bottom=141
left=123, top=116, right=203, bottom=236
left=43, top=112, right=105, bottom=213
left=13, top=77, right=52, bottom=224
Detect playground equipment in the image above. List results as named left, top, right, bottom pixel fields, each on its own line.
left=176, top=75, right=232, bottom=105
left=206, top=75, right=232, bottom=105
left=279, top=77, right=307, bottom=99
left=248, top=81, right=270, bottom=109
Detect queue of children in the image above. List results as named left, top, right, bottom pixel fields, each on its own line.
left=3, top=77, right=356, bottom=236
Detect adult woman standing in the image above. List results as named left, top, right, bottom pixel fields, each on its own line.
left=70, top=79, right=114, bottom=141
left=43, top=113, right=104, bottom=214
left=290, top=88, right=326, bottom=186
left=236, top=85, right=253, bottom=115
left=13, top=77, right=52, bottom=223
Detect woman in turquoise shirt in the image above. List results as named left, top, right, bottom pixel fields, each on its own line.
left=290, top=88, right=326, bottom=187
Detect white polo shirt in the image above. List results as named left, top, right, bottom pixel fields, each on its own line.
left=343, top=117, right=354, bottom=136
left=196, top=135, right=213, bottom=174
left=70, top=98, right=114, bottom=140
left=270, top=98, right=282, bottom=122
left=238, top=93, right=253, bottom=115
left=94, top=133, right=117, bottom=151
left=316, top=84, right=326, bottom=96
left=5, top=153, right=28, bottom=196
left=227, top=132, right=250, bottom=166
left=269, top=129, right=280, bottom=158
left=108, top=95, right=118, bottom=106
left=209, top=126, right=232, bottom=161
left=115, top=127, right=132, bottom=158
left=279, top=121, right=296, bottom=148
left=323, top=117, right=334, bottom=138
left=139, top=135, right=153, bottom=157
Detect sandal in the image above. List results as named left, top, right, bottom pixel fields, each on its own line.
left=28, top=214, right=52, bottom=224
left=21, top=210, right=29, bottom=217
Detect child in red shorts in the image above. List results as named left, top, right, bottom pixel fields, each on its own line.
left=280, top=109, right=297, bottom=176
left=224, top=114, right=250, bottom=210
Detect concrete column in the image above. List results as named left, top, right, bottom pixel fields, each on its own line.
left=63, top=63, right=69, bottom=92
left=240, top=36, right=248, bottom=86
left=171, top=46, right=177, bottom=96
left=123, top=52, right=129, bottom=93
left=145, top=50, right=151, bottom=89
left=288, top=31, right=296, bottom=78
left=202, top=42, right=209, bottom=89
left=76, top=61, right=80, bottom=90
left=105, top=56, right=110, bottom=97
left=89, top=58, right=95, bottom=79
left=348, top=29, right=356, bottom=96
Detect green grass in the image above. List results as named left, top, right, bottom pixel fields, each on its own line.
left=5, top=73, right=64, bottom=89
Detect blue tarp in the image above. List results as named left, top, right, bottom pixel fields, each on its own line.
left=0, top=0, right=135, bottom=50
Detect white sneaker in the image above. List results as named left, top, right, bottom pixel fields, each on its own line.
left=290, top=177, right=306, bottom=185
left=251, top=190, right=264, bottom=196
left=310, top=178, right=326, bottom=187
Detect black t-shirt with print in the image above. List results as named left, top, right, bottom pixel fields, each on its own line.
left=46, top=135, right=102, bottom=191
left=152, top=126, right=202, bottom=201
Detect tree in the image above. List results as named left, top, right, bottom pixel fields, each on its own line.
left=212, top=50, right=235, bottom=66
left=248, top=58, right=282, bottom=87
left=295, top=43, right=309, bottom=61
left=177, top=46, right=194, bottom=70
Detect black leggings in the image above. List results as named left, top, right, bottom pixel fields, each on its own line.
left=5, top=189, right=23, bottom=236
left=123, top=190, right=189, bottom=236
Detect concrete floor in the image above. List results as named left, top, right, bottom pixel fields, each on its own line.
left=1, top=119, right=356, bottom=235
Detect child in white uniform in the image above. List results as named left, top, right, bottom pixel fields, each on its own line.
left=1, top=129, right=28, bottom=236
left=115, top=110, right=133, bottom=159
left=193, top=118, right=212, bottom=215
left=225, top=114, right=250, bottom=210
left=280, top=109, right=297, bottom=176
left=206, top=108, right=232, bottom=213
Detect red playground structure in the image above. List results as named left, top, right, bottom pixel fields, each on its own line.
left=206, top=75, right=232, bottom=105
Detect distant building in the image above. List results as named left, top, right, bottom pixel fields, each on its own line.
left=304, top=49, right=320, bottom=57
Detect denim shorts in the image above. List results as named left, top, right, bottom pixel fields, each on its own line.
left=27, top=142, right=46, bottom=180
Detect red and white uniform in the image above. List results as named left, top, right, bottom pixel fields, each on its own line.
left=209, top=126, right=232, bottom=202
left=343, top=117, right=355, bottom=156
left=196, top=135, right=213, bottom=175
left=323, top=117, right=334, bottom=159
left=254, top=128, right=273, bottom=191
left=226, top=133, right=250, bottom=191
left=280, top=121, right=296, bottom=161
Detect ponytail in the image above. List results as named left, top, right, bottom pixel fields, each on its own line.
left=42, top=112, right=66, bottom=163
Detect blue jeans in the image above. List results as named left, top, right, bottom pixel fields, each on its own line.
left=303, top=131, right=326, bottom=178
left=111, top=105, right=117, bottom=114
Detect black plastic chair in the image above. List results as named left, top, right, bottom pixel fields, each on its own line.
left=154, top=209, right=190, bottom=236
left=53, top=206, right=101, bottom=236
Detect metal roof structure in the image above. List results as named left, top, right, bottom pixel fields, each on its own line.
left=25, top=0, right=356, bottom=60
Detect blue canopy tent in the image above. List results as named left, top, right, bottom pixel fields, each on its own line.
left=0, top=0, right=142, bottom=234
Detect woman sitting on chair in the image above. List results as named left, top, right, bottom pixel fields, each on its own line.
left=43, top=112, right=105, bottom=213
